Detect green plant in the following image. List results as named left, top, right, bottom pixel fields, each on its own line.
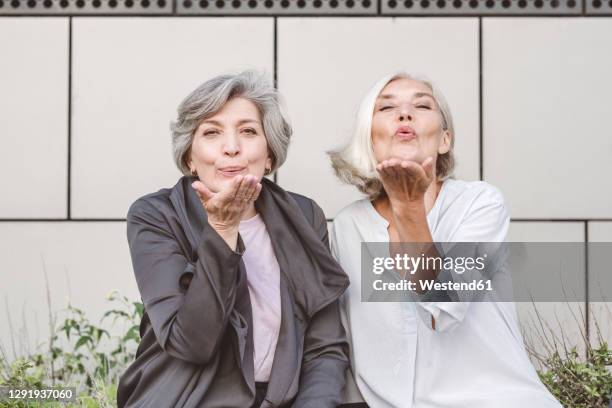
left=538, top=342, right=612, bottom=407
left=0, top=291, right=143, bottom=408
left=524, top=303, right=612, bottom=408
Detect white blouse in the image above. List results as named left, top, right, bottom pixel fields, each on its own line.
left=330, top=178, right=561, bottom=408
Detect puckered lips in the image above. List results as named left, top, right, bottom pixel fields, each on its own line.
left=395, top=125, right=416, bottom=141
left=217, top=165, right=247, bottom=177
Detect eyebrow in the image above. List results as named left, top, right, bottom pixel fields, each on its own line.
left=200, top=118, right=261, bottom=126
left=236, top=119, right=261, bottom=126
left=377, top=91, right=435, bottom=100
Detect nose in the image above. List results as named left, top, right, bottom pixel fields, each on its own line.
left=223, top=133, right=240, bottom=157
left=398, top=106, right=413, bottom=122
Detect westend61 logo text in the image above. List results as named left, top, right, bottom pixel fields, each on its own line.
left=371, top=253, right=488, bottom=275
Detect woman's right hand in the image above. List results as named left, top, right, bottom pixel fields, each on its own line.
left=191, top=175, right=262, bottom=249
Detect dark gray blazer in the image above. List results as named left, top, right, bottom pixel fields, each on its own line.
left=117, top=176, right=349, bottom=407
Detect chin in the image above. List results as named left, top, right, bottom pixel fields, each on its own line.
left=196, top=178, right=226, bottom=194
left=215, top=178, right=235, bottom=191
left=389, top=152, right=423, bottom=163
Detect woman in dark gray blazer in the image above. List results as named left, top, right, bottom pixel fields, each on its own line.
left=117, top=71, right=350, bottom=408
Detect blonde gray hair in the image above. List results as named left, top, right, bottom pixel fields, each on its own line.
left=171, top=70, right=292, bottom=175
left=328, top=72, right=455, bottom=199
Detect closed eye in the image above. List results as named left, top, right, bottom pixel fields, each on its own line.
left=416, top=104, right=432, bottom=110
left=379, top=105, right=394, bottom=111
left=203, top=129, right=219, bottom=136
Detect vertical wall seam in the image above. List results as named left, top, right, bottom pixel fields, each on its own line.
left=478, top=16, right=483, bottom=182
left=273, top=16, right=279, bottom=184
left=67, top=17, right=73, bottom=220
left=585, top=220, right=590, bottom=350
left=273, top=16, right=278, bottom=89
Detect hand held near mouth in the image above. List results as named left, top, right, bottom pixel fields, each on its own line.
left=191, top=174, right=262, bottom=249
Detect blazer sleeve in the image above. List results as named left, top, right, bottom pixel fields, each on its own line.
left=126, top=197, right=243, bottom=365
left=292, top=201, right=349, bottom=408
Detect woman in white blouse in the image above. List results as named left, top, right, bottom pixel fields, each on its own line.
left=328, top=72, right=561, bottom=408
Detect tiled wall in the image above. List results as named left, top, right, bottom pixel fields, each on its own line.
left=1, top=2, right=611, bottom=359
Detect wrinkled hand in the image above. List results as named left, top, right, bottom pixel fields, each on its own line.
left=191, top=175, right=262, bottom=232
left=377, top=157, right=435, bottom=205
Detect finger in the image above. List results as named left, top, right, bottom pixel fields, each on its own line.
left=389, top=159, right=406, bottom=173
left=383, top=161, right=398, bottom=179
left=229, top=175, right=246, bottom=200
left=235, top=175, right=254, bottom=202
left=398, top=160, right=421, bottom=174
left=422, top=156, right=435, bottom=178
left=380, top=159, right=393, bottom=170
left=394, top=162, right=420, bottom=185
left=377, top=159, right=389, bottom=170
left=240, top=175, right=257, bottom=202
left=377, top=162, right=391, bottom=179
left=377, top=160, right=393, bottom=175
left=247, top=175, right=258, bottom=194
left=191, top=181, right=215, bottom=202
left=398, top=159, right=426, bottom=180
left=389, top=164, right=403, bottom=183
left=249, top=182, right=262, bottom=202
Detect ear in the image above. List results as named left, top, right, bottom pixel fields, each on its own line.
left=438, top=130, right=452, bottom=155
left=185, top=147, right=194, bottom=172
left=265, top=156, right=273, bottom=172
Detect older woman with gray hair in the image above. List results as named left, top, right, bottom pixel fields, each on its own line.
left=117, top=70, right=349, bottom=408
left=329, top=72, right=560, bottom=407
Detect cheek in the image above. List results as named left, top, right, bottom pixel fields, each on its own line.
left=370, top=117, right=393, bottom=158
left=371, top=137, right=388, bottom=163
left=370, top=116, right=388, bottom=141
left=190, top=140, right=226, bottom=192
left=416, top=115, right=443, bottom=144
left=423, top=113, right=444, bottom=135
left=244, top=138, right=270, bottom=166
left=191, top=138, right=219, bottom=165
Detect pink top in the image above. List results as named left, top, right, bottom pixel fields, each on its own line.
left=239, top=213, right=282, bottom=382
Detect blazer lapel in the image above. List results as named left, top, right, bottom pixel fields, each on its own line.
left=169, top=175, right=207, bottom=261
left=233, top=260, right=256, bottom=398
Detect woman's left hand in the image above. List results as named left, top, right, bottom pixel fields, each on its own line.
left=376, top=156, right=435, bottom=206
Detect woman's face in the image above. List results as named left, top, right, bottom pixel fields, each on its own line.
left=371, top=78, right=451, bottom=169
left=188, top=97, right=272, bottom=193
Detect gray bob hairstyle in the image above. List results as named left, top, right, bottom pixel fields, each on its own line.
left=328, top=72, right=456, bottom=199
left=171, top=70, right=292, bottom=176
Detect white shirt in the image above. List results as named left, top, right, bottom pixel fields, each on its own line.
left=239, top=213, right=281, bottom=382
left=330, top=178, right=561, bottom=408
